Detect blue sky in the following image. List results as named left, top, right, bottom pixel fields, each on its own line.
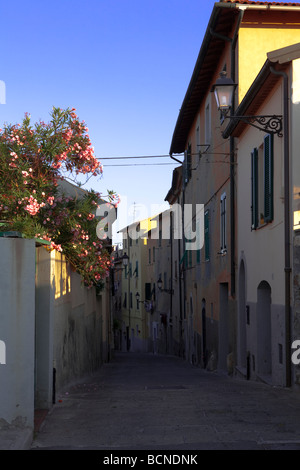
left=0, top=0, right=216, bottom=243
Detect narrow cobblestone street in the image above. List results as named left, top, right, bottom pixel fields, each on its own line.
left=31, top=352, right=300, bottom=451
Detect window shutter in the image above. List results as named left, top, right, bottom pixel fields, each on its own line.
left=251, top=148, right=258, bottom=230
left=183, top=145, right=192, bottom=186
left=145, top=283, right=151, bottom=301
left=135, top=261, right=138, bottom=277
left=204, top=210, right=210, bottom=261
left=264, top=134, right=274, bottom=222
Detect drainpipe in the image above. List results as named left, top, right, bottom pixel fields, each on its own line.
left=178, top=195, right=183, bottom=355
left=170, top=210, right=173, bottom=354
left=229, top=9, right=245, bottom=298
left=127, top=226, right=131, bottom=352
left=211, top=9, right=245, bottom=297
left=270, top=66, right=291, bottom=388
left=182, top=183, right=187, bottom=354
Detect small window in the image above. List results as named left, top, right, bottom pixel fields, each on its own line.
left=251, top=134, right=274, bottom=229
left=164, top=272, right=167, bottom=288
left=183, top=143, right=192, bottom=186
left=220, top=193, right=226, bottom=252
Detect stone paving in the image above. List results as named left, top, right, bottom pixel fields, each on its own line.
left=27, top=352, right=300, bottom=450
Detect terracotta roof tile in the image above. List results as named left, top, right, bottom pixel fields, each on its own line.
left=222, top=1, right=300, bottom=5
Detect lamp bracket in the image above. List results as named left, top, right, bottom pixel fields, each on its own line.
left=225, top=114, right=283, bottom=137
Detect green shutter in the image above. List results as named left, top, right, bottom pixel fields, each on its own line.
left=251, top=148, right=258, bottom=230
left=135, top=261, right=138, bottom=277
left=264, top=134, right=274, bottom=222
left=204, top=210, right=209, bottom=261
left=145, top=283, right=151, bottom=300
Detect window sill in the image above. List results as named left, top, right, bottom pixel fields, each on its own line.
left=257, top=220, right=271, bottom=229
left=252, top=220, right=272, bottom=231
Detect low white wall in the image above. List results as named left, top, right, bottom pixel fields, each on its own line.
left=0, top=238, right=35, bottom=428
left=0, top=240, right=111, bottom=428
left=52, top=251, right=109, bottom=391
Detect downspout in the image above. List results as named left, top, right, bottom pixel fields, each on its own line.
left=127, top=226, right=131, bottom=352
left=182, top=182, right=187, bottom=352
left=170, top=210, right=173, bottom=355
left=178, top=195, right=183, bottom=354
left=229, top=9, right=245, bottom=298
left=210, top=8, right=245, bottom=297
left=270, top=66, right=291, bottom=388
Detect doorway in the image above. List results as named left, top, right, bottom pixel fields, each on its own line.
left=201, top=299, right=207, bottom=367
left=257, top=281, right=272, bottom=377
left=238, top=260, right=247, bottom=368
left=218, top=283, right=229, bottom=370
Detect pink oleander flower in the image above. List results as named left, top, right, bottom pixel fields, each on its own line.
left=47, top=196, right=55, bottom=205
left=24, top=195, right=45, bottom=216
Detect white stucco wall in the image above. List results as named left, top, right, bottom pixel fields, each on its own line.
left=52, top=251, right=107, bottom=391
left=0, top=238, right=35, bottom=428
left=236, top=83, right=286, bottom=386
left=237, top=84, right=286, bottom=305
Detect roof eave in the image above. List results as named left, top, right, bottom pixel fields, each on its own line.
left=169, top=2, right=239, bottom=155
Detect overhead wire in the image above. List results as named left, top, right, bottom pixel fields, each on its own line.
left=98, top=149, right=232, bottom=167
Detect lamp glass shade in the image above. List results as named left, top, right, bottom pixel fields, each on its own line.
left=214, top=85, right=235, bottom=112
left=157, top=278, right=163, bottom=290
left=122, top=253, right=129, bottom=267
left=212, top=72, right=237, bottom=114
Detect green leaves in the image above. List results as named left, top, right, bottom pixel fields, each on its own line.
left=0, top=107, right=117, bottom=286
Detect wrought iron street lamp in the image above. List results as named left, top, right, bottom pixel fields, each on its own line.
left=135, top=291, right=147, bottom=306
left=212, top=70, right=237, bottom=117
left=122, top=252, right=129, bottom=267
left=157, top=277, right=174, bottom=294
left=211, top=71, right=283, bottom=136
